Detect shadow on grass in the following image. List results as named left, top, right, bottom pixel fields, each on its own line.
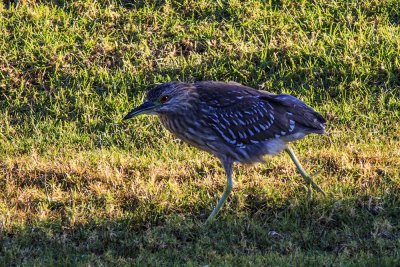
left=2, top=190, right=399, bottom=265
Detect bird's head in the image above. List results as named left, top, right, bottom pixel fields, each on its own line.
left=123, top=82, right=196, bottom=120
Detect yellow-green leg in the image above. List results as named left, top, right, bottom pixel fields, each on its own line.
left=285, top=147, right=326, bottom=197
left=206, top=159, right=233, bottom=223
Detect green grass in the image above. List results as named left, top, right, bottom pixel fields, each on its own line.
left=1, top=0, right=400, bottom=265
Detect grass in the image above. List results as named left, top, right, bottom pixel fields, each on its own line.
left=0, top=0, right=399, bottom=265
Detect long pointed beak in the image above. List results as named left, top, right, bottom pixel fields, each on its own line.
left=123, top=101, right=156, bottom=120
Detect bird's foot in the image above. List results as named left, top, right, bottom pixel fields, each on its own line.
left=301, top=169, right=326, bottom=198
left=285, top=147, right=326, bottom=198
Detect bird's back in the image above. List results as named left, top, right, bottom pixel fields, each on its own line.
left=194, top=81, right=325, bottom=134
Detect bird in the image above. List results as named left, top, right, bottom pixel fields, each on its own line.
left=123, top=81, right=326, bottom=222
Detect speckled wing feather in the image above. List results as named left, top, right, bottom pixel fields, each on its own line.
left=260, top=94, right=326, bottom=134
left=194, top=81, right=325, bottom=146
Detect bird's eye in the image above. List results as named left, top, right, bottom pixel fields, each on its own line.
left=159, top=95, right=169, bottom=103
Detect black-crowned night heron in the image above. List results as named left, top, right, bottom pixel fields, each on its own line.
left=124, top=81, right=326, bottom=222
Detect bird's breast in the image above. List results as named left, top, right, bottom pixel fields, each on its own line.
left=158, top=114, right=218, bottom=154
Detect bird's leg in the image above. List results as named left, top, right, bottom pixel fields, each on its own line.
left=206, top=159, right=233, bottom=223
left=285, top=147, right=326, bottom=197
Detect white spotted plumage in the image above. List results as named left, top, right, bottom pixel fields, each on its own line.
left=150, top=81, right=326, bottom=164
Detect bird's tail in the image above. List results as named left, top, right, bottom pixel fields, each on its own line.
left=262, top=94, right=326, bottom=135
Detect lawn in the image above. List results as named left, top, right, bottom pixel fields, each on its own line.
left=0, top=0, right=399, bottom=265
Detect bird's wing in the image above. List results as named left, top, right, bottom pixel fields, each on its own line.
left=206, top=97, right=292, bottom=145
left=195, top=82, right=293, bottom=145
left=194, top=81, right=325, bottom=146
left=260, top=94, right=326, bottom=133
